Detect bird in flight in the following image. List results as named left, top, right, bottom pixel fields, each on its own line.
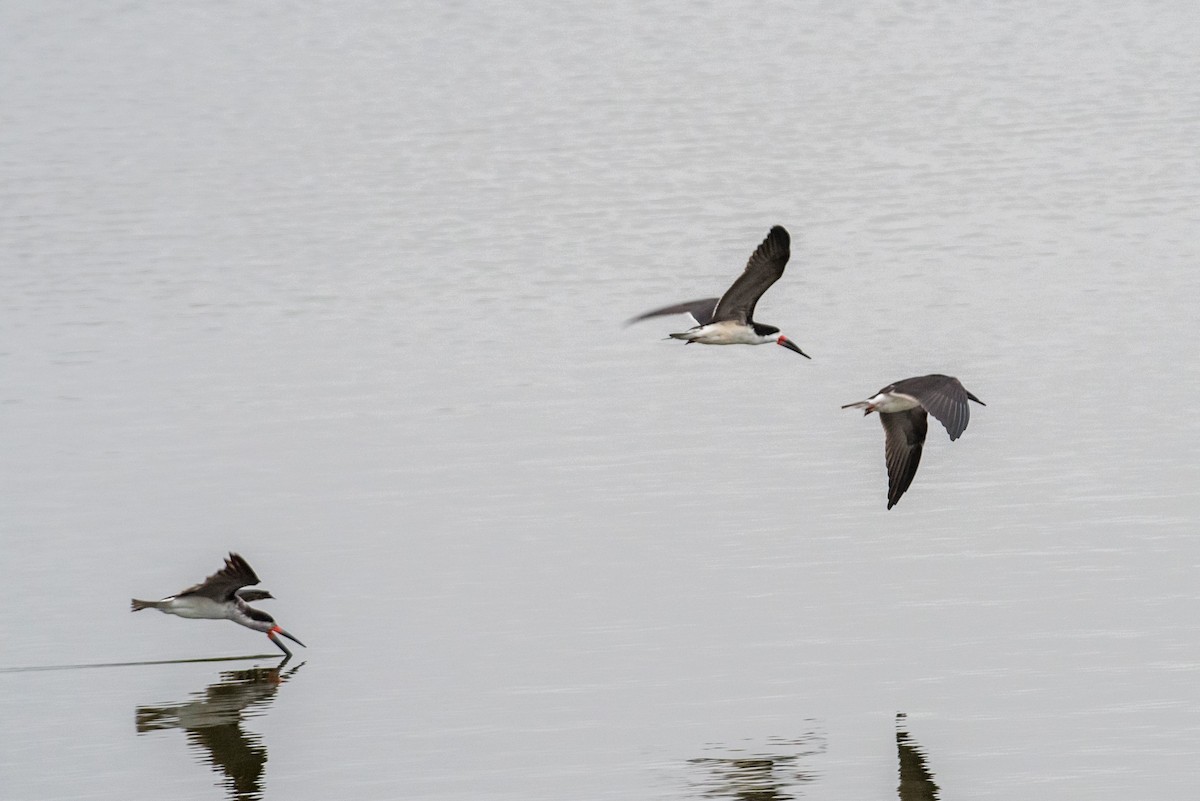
left=132, top=553, right=306, bottom=659
left=843, top=374, right=985, bottom=509
left=628, top=225, right=809, bottom=357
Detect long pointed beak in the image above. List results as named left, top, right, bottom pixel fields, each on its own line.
left=267, top=625, right=306, bottom=658
left=272, top=626, right=306, bottom=648
left=777, top=336, right=810, bottom=358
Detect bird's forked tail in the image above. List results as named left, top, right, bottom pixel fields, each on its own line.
left=130, top=598, right=159, bottom=612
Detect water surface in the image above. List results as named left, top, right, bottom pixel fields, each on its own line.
left=2, top=1, right=1199, bottom=798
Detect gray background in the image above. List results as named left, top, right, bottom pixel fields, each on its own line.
left=2, top=1, right=1198, bottom=798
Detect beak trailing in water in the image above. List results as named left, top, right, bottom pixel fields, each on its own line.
left=777, top=335, right=810, bottom=359
left=268, top=625, right=306, bottom=659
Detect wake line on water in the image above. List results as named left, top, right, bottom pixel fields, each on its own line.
left=0, top=654, right=279, bottom=673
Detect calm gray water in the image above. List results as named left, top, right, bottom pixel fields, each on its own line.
left=2, top=1, right=1199, bottom=799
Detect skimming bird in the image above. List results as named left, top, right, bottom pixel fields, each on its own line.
left=132, top=553, right=306, bottom=658
left=628, top=225, right=809, bottom=357
left=842, top=374, right=985, bottom=509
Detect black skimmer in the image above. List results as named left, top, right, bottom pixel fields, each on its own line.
left=842, top=374, right=985, bottom=509
left=628, top=225, right=810, bottom=357
left=132, top=553, right=306, bottom=659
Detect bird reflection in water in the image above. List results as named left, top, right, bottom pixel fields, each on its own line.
left=896, top=712, right=940, bottom=801
left=135, top=661, right=303, bottom=801
left=686, top=732, right=824, bottom=801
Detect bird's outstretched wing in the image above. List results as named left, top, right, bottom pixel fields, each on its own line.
left=178, top=553, right=262, bottom=602
left=712, top=226, right=790, bottom=324
left=881, top=409, right=928, bottom=509
left=626, top=298, right=719, bottom=327
left=890, top=374, right=984, bottom=441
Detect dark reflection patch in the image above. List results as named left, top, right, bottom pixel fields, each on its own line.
left=896, top=712, right=940, bottom=801
left=135, top=662, right=303, bottom=801
left=683, top=729, right=825, bottom=800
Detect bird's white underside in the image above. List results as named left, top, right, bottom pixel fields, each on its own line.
left=671, top=321, right=777, bottom=345
left=152, top=596, right=235, bottom=620
left=866, top=391, right=922, bottom=413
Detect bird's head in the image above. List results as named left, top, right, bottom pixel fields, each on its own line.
left=751, top=322, right=810, bottom=358
left=244, top=606, right=306, bottom=649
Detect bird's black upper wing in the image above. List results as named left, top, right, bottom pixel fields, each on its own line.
left=178, top=553, right=262, bottom=602
left=711, top=226, right=790, bottom=324
left=890, top=374, right=983, bottom=441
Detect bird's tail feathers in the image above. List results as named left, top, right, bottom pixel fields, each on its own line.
left=131, top=598, right=158, bottom=612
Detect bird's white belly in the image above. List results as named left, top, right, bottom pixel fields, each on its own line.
left=869, top=392, right=922, bottom=413
left=675, top=321, right=765, bottom=345
left=160, top=596, right=232, bottom=620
